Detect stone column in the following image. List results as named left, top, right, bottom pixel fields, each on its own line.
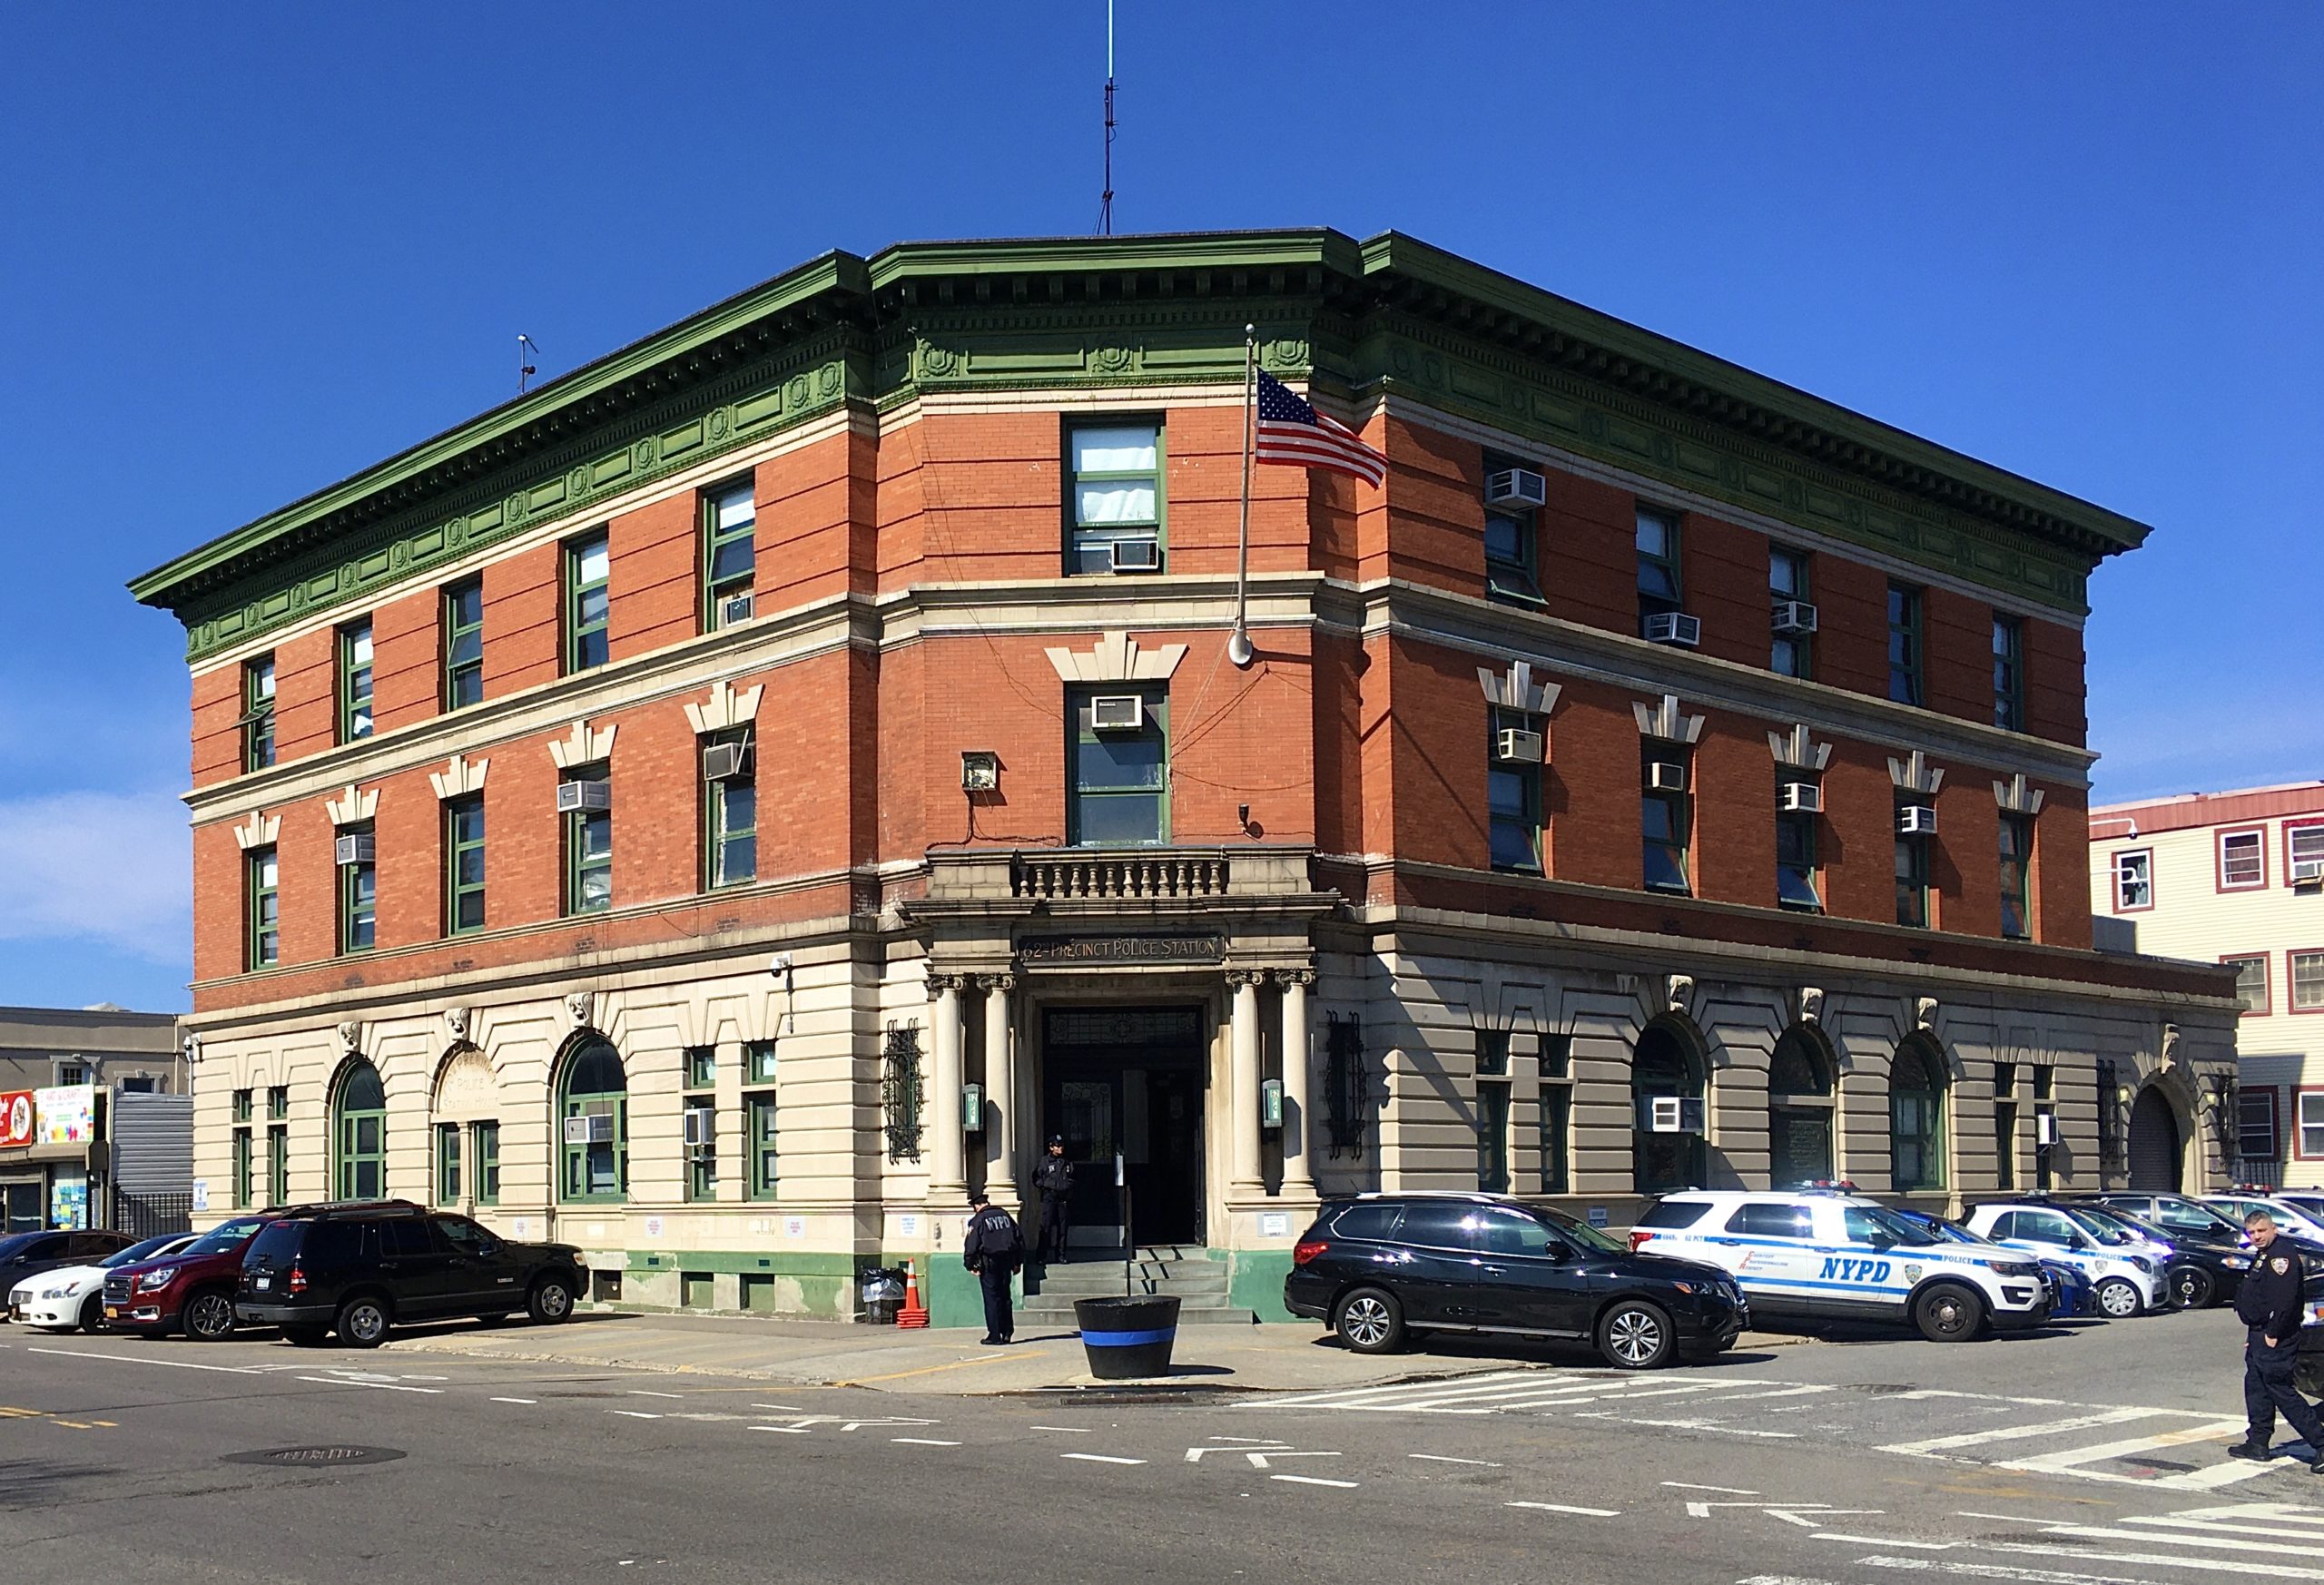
left=1228, top=970, right=1265, bottom=1196
left=980, top=974, right=1016, bottom=1208
left=927, top=973, right=969, bottom=1206
left=1277, top=968, right=1315, bottom=1196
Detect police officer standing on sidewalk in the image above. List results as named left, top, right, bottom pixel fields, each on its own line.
left=1031, top=1136, right=1075, bottom=1265
left=2225, top=1210, right=2324, bottom=1472
left=962, top=1190, right=1024, bottom=1346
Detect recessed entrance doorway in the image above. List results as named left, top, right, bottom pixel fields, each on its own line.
left=1040, top=1005, right=1206, bottom=1250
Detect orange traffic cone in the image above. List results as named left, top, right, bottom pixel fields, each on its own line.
left=896, top=1257, right=929, bottom=1329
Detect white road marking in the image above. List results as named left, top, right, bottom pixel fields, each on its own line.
left=627, top=1390, right=684, bottom=1399
left=2036, top=1524, right=2324, bottom=1559
left=1736, top=1577, right=1845, bottom=1585
left=1031, top=1425, right=1091, bottom=1433
left=1883, top=1409, right=2169, bottom=1456
left=1574, top=1411, right=1797, bottom=1439
left=891, top=1437, right=961, bottom=1446
left=750, top=1403, right=807, bottom=1413
left=296, top=1375, right=443, bottom=1393
left=2123, top=1503, right=2324, bottom=1531
left=29, top=1346, right=260, bottom=1374
left=749, top=1425, right=813, bottom=1434
left=1411, top=1453, right=1502, bottom=1467
left=1994, top=1420, right=2250, bottom=1483
left=1272, top=1474, right=1358, bottom=1488
left=609, top=1410, right=662, bottom=1419
left=1060, top=1452, right=1146, bottom=1465
left=1955, top=1512, right=2075, bottom=1525
left=1187, top=1446, right=1339, bottom=1468
left=1206, top=1435, right=1289, bottom=1444
left=1898, top=1391, right=2071, bottom=1406
left=1814, top=1535, right=1958, bottom=1550
left=489, top=1396, right=537, bottom=1404
left=1691, top=1385, right=1836, bottom=1403
left=1979, top=1541, right=2324, bottom=1580
left=2141, top=1456, right=2293, bottom=1492
left=1856, top=1556, right=2144, bottom=1583
left=1507, top=1501, right=1621, bottom=1517
left=1667, top=1482, right=1761, bottom=1494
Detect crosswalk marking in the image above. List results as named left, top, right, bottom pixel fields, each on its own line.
left=1883, top=1408, right=2172, bottom=1456
left=1994, top=1420, right=2252, bottom=1484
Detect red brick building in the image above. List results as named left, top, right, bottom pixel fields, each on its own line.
left=134, top=230, right=2237, bottom=1324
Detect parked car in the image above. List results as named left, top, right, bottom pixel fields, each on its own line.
left=2299, top=1266, right=2324, bottom=1400
left=1630, top=1189, right=2050, bottom=1342
left=1959, top=1201, right=2166, bottom=1317
left=1889, top=1207, right=2096, bottom=1319
left=2067, top=1197, right=2255, bottom=1309
left=2274, top=1191, right=2324, bottom=1226
left=2200, top=1193, right=2324, bottom=1245
left=0, top=1230, right=136, bottom=1311
left=103, top=1215, right=276, bottom=1339
left=1285, top=1191, right=1746, bottom=1368
left=235, top=1201, right=586, bottom=1348
left=9, top=1233, right=196, bottom=1332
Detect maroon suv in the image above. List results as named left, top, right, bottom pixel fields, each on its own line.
left=103, top=1214, right=274, bottom=1339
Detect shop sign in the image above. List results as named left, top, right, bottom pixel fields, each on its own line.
left=0, top=1090, right=33, bottom=1149
left=35, top=1086, right=95, bottom=1144
left=1019, top=934, right=1225, bottom=967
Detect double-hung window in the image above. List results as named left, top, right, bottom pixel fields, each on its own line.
left=436, top=1121, right=463, bottom=1206
left=703, top=479, right=756, bottom=629
left=1992, top=614, right=2024, bottom=731
left=1474, top=1030, right=1512, bottom=1194
left=1998, top=813, right=2034, bottom=940
left=1770, top=546, right=1812, bottom=677
left=1487, top=707, right=1542, bottom=873
left=2290, top=823, right=2324, bottom=886
left=231, top=1090, right=253, bottom=1208
left=2112, top=849, right=2152, bottom=911
left=339, top=823, right=376, bottom=953
left=2290, top=950, right=2324, bottom=1013
left=444, top=795, right=486, bottom=935
left=339, top=620, right=374, bottom=743
left=2300, top=1092, right=2324, bottom=1160
left=2238, top=1088, right=2280, bottom=1164
left=1895, top=802, right=1931, bottom=929
left=563, top=768, right=613, bottom=915
left=1067, top=421, right=1163, bottom=575
left=1538, top=1035, right=1572, bottom=1194
left=1068, top=686, right=1167, bottom=845
left=241, top=655, right=276, bottom=772
left=2225, top=953, right=2269, bottom=1015
left=704, top=732, right=756, bottom=889
left=1887, top=585, right=1924, bottom=706
left=1641, top=751, right=1690, bottom=894
left=472, top=1122, right=500, bottom=1206
left=442, top=578, right=484, bottom=709
left=565, top=530, right=611, bottom=673
left=684, top=1047, right=717, bottom=1202
left=245, top=846, right=279, bottom=969
left=1637, top=507, right=1682, bottom=621
left=745, top=1040, right=778, bottom=1200
left=2219, top=828, right=2266, bottom=891
left=266, top=1088, right=289, bottom=1205
left=1777, top=784, right=1821, bottom=911
left=1483, top=456, right=1541, bottom=604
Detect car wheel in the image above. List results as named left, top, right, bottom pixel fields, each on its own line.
left=2169, top=1265, right=2215, bottom=1310
left=181, top=1289, right=237, bottom=1342
left=282, top=1326, right=331, bottom=1347
left=1597, top=1299, right=1675, bottom=1370
left=1912, top=1282, right=1986, bottom=1343
left=1333, top=1287, right=1404, bottom=1354
left=2094, top=1277, right=2142, bottom=1319
left=527, top=1275, right=576, bottom=1325
left=79, top=1294, right=105, bottom=1334
left=337, top=1295, right=392, bottom=1349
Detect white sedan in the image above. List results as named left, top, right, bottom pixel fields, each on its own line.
left=2201, top=1194, right=2324, bottom=1245
left=7, top=1233, right=197, bottom=1332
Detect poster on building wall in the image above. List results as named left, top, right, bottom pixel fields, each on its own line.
left=34, top=1087, right=95, bottom=1144
left=0, top=1091, right=33, bottom=1148
left=51, top=1170, right=88, bottom=1231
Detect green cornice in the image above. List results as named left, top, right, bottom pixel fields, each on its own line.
left=134, top=227, right=2150, bottom=660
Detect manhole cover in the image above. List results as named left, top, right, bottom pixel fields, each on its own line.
left=222, top=1446, right=406, bottom=1468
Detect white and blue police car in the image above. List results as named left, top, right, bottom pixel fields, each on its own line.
left=1630, top=1186, right=2051, bottom=1342
left=1958, top=1200, right=2168, bottom=1318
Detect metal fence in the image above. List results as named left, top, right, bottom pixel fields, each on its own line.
left=109, top=1188, right=196, bottom=1238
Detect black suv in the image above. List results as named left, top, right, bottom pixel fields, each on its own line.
left=235, top=1200, right=586, bottom=1348
left=1284, top=1192, right=1746, bottom=1369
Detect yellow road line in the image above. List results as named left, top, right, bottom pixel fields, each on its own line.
left=834, top=1348, right=1057, bottom=1386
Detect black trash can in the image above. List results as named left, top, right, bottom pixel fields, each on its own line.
left=1074, top=1295, right=1182, bottom=1380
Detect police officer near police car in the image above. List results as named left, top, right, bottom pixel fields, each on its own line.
left=2225, top=1209, right=2324, bottom=1472
left=962, top=1189, right=1024, bottom=1345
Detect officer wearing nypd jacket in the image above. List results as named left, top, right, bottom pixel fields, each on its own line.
left=2226, top=1210, right=2324, bottom=1472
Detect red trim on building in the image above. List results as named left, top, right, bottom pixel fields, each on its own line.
left=2283, top=817, right=2324, bottom=887
left=2288, top=947, right=2324, bottom=1015
left=2090, top=782, right=2324, bottom=841
left=2223, top=952, right=2270, bottom=1017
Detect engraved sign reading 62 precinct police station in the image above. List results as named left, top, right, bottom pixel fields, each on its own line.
left=1019, top=934, right=1225, bottom=968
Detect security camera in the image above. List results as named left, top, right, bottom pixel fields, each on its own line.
left=770, top=952, right=793, bottom=978
left=181, top=1033, right=202, bottom=1063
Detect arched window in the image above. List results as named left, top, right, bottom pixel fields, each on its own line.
left=558, top=1036, right=628, bottom=1204
left=333, top=1058, right=388, bottom=1201
left=1768, top=1028, right=1835, bottom=1188
left=1632, top=1021, right=1708, bottom=1193
left=1889, top=1036, right=1948, bottom=1192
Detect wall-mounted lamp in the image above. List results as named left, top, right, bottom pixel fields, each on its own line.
left=961, top=751, right=1000, bottom=794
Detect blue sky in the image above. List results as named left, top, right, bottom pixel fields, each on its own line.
left=2, top=5, right=2315, bottom=1013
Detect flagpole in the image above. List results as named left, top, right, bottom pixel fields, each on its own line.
left=1228, top=323, right=1257, bottom=669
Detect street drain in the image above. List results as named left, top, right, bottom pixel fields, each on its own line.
left=222, top=1446, right=407, bottom=1468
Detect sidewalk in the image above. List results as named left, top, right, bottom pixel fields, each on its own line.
left=383, top=1310, right=1811, bottom=1395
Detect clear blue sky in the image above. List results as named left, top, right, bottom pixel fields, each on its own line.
left=2, top=4, right=2315, bottom=1014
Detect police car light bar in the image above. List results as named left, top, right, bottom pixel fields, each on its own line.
left=1800, top=1178, right=1859, bottom=1194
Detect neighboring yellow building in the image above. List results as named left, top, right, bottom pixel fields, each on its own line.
left=2091, top=782, right=2324, bottom=1189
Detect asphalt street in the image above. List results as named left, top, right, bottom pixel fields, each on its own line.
left=1, top=1305, right=2317, bottom=1585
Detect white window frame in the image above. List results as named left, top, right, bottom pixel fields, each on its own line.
left=2112, top=849, right=2152, bottom=911
left=2292, top=950, right=2324, bottom=1013
left=2301, top=1090, right=2324, bottom=1162
left=2219, top=828, right=2266, bottom=891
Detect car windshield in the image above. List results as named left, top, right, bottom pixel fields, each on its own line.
left=1537, top=1206, right=1628, bottom=1255
left=0, top=1233, right=44, bottom=1259
left=2166, top=1199, right=2246, bottom=1235
left=100, top=1236, right=186, bottom=1267
left=2062, top=1208, right=2142, bottom=1246
left=179, top=1217, right=267, bottom=1256
left=1849, top=1206, right=1943, bottom=1246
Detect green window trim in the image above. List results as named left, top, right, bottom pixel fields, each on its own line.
left=267, top=1085, right=288, bottom=1120
left=1992, top=613, right=2025, bottom=732
left=436, top=1120, right=463, bottom=1206
left=1887, top=584, right=1924, bottom=706
left=231, top=1088, right=253, bottom=1124
left=1065, top=418, right=1165, bottom=576
left=231, top=1126, right=252, bottom=1209
left=245, top=847, right=279, bottom=970
left=704, top=734, right=757, bottom=890
left=1890, top=1042, right=1948, bottom=1193
left=339, top=826, right=376, bottom=954
left=1770, top=546, right=1812, bottom=679
left=472, top=1121, right=500, bottom=1206
left=1068, top=685, right=1169, bottom=846
left=747, top=1091, right=779, bottom=1200
left=266, top=1124, right=288, bottom=1205
left=1539, top=1082, right=1571, bottom=1195
left=563, top=773, right=613, bottom=916
left=1895, top=818, right=1932, bottom=929
left=241, top=655, right=276, bottom=772
left=702, top=478, right=757, bottom=629
left=1999, top=812, right=2034, bottom=940
left=332, top=1061, right=387, bottom=1202
left=1487, top=706, right=1542, bottom=874
left=1482, top=454, right=1543, bottom=605
left=685, top=1046, right=718, bottom=1089
left=1641, top=759, right=1690, bottom=895
left=565, top=530, right=611, bottom=674
left=442, top=577, right=485, bottom=710
left=1637, top=506, right=1683, bottom=615
left=338, top=620, right=374, bottom=743
left=1777, top=803, right=1821, bottom=911
left=1476, top=1077, right=1512, bottom=1194
left=558, top=1038, right=628, bottom=1205
left=445, top=796, right=486, bottom=936
left=745, top=1040, right=778, bottom=1086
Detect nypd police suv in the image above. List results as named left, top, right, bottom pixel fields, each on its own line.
left=1960, top=1200, right=2168, bottom=1318
left=1630, top=1187, right=2051, bottom=1342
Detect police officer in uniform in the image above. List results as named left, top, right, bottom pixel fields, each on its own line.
left=961, top=1189, right=1024, bottom=1345
left=2225, top=1210, right=2324, bottom=1472
left=1031, top=1136, right=1075, bottom=1265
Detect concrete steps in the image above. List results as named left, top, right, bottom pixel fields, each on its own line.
left=1021, top=1245, right=1256, bottom=1326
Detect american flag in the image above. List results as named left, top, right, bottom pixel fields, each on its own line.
left=1255, top=369, right=1386, bottom=487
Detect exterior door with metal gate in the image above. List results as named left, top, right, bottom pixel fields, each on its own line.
left=2128, top=1088, right=2182, bottom=1191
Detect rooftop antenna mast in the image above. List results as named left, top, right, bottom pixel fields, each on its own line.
left=1097, top=0, right=1116, bottom=234
left=517, top=333, right=543, bottom=394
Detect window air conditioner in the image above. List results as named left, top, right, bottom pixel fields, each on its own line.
left=1648, top=761, right=1688, bottom=793
left=1772, top=599, right=1819, bottom=635
left=1089, top=694, right=1145, bottom=732
left=564, top=1114, right=614, bottom=1145
left=1898, top=804, right=1938, bottom=836
left=1495, top=726, right=1545, bottom=764
left=556, top=780, right=613, bottom=814
left=2293, top=859, right=2324, bottom=886
left=683, top=1108, right=713, bottom=1148
left=719, top=592, right=755, bottom=626
left=702, top=740, right=753, bottom=782
left=335, top=833, right=376, bottom=866
left=1640, top=1095, right=1707, bottom=1134
left=1643, top=612, right=1701, bottom=647
left=2035, top=1111, right=2059, bottom=1147
left=1779, top=782, right=1823, bottom=814
left=1483, top=468, right=1548, bottom=510
left=1109, top=537, right=1161, bottom=572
